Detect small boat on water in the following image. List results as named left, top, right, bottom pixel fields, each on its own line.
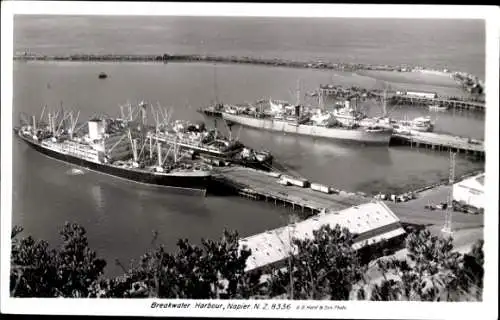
left=428, top=104, right=448, bottom=111
left=98, top=72, right=108, bottom=79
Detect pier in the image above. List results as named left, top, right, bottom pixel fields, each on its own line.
left=390, top=131, right=485, bottom=159
left=211, top=166, right=370, bottom=217
left=388, top=94, right=485, bottom=112
left=317, top=86, right=485, bottom=112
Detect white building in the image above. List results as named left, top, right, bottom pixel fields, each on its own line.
left=452, top=173, right=485, bottom=210
left=406, top=91, right=437, bottom=99
left=239, top=201, right=406, bottom=272
left=405, top=91, right=438, bottom=99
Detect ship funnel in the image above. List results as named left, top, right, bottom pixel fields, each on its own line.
left=88, top=119, right=105, bottom=140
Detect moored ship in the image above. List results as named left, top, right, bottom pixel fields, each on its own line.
left=147, top=119, right=274, bottom=171
left=15, top=103, right=212, bottom=195
left=222, top=99, right=394, bottom=145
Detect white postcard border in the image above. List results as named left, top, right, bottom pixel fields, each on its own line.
left=1, top=2, right=499, bottom=319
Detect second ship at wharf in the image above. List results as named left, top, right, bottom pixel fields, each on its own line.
left=199, top=94, right=485, bottom=160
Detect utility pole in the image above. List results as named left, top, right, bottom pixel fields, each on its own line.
left=288, top=215, right=295, bottom=300
left=442, top=151, right=456, bottom=235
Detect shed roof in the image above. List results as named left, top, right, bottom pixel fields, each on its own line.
left=456, top=172, right=485, bottom=191
left=239, top=201, right=405, bottom=272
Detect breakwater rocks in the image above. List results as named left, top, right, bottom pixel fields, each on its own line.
left=14, top=53, right=399, bottom=71
left=13, top=52, right=481, bottom=80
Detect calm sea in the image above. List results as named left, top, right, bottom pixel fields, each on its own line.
left=11, top=16, right=485, bottom=276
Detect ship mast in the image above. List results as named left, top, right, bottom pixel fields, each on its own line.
left=39, top=105, right=46, bottom=124
left=48, top=112, right=52, bottom=135
left=213, top=64, right=219, bottom=106
left=128, top=102, right=133, bottom=122
left=382, top=89, right=388, bottom=117
left=32, top=115, right=37, bottom=132
left=69, top=112, right=74, bottom=139
left=128, top=129, right=138, bottom=163
left=141, top=101, right=147, bottom=127
left=173, top=138, right=177, bottom=163
left=296, top=79, right=301, bottom=106
left=157, top=139, right=162, bottom=168
left=319, top=87, right=324, bottom=110
left=149, top=136, right=153, bottom=159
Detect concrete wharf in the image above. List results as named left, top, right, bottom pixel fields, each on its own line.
left=317, top=87, right=485, bottom=112
left=390, top=131, right=485, bottom=159
left=212, top=166, right=370, bottom=217
left=388, top=94, right=485, bottom=112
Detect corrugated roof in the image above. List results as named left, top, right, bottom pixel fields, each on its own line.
left=456, top=172, right=485, bottom=190
left=475, top=174, right=485, bottom=186
left=239, top=201, right=405, bottom=272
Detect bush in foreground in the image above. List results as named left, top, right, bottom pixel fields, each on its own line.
left=10, top=223, right=483, bottom=300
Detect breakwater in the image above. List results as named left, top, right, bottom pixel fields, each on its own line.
left=13, top=52, right=481, bottom=81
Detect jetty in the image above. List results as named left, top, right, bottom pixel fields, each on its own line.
left=390, top=131, right=485, bottom=159
left=211, top=166, right=370, bottom=217
left=388, top=94, right=485, bottom=112
left=317, top=86, right=485, bottom=112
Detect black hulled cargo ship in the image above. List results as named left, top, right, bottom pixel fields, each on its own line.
left=15, top=104, right=212, bottom=195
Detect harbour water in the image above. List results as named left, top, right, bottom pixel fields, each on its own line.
left=10, top=16, right=485, bottom=276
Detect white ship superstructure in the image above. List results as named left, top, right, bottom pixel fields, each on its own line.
left=395, top=116, right=435, bottom=133
left=332, top=100, right=366, bottom=127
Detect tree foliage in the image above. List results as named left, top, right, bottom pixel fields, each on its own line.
left=10, top=223, right=484, bottom=301
left=369, top=229, right=484, bottom=301
left=265, top=225, right=365, bottom=300
left=87, top=230, right=261, bottom=299
left=10, top=223, right=106, bottom=297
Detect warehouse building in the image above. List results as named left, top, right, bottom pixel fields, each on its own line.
left=404, top=91, right=438, bottom=99
left=239, top=201, right=406, bottom=273
left=452, top=173, right=485, bottom=211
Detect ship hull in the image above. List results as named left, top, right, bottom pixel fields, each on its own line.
left=15, top=132, right=211, bottom=195
left=222, top=113, right=393, bottom=145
